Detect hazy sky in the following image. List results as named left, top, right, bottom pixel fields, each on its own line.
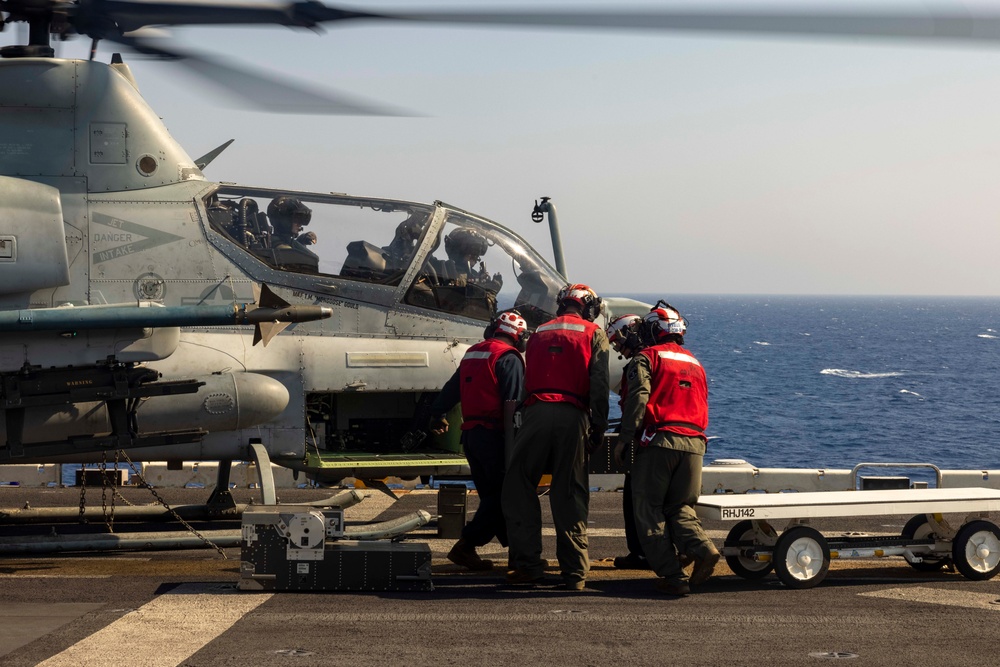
left=8, top=1, right=1000, bottom=296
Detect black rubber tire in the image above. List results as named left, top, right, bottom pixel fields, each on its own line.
left=900, top=515, right=949, bottom=572
left=724, top=520, right=774, bottom=580
left=952, top=520, right=1000, bottom=581
left=773, top=525, right=830, bottom=589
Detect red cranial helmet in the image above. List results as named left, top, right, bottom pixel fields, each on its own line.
left=486, top=309, right=530, bottom=351
left=642, top=301, right=687, bottom=344
left=556, top=283, right=602, bottom=322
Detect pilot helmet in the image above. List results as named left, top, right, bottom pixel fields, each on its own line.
left=268, top=196, right=312, bottom=234
left=642, top=301, right=687, bottom=345
left=444, top=227, right=489, bottom=263
left=557, top=283, right=603, bottom=322
left=606, top=314, right=643, bottom=356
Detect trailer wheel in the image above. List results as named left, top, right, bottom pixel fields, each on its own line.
left=773, top=526, right=830, bottom=589
left=900, top=515, right=950, bottom=572
left=724, top=520, right=774, bottom=580
left=952, top=520, right=1000, bottom=581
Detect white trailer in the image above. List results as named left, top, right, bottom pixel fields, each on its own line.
left=696, top=486, right=1000, bottom=588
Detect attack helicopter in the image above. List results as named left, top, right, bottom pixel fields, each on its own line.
left=2, top=0, right=999, bottom=501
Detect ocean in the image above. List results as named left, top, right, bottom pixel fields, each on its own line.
left=613, top=294, right=1000, bottom=472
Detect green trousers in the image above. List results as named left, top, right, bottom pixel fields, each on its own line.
left=502, top=402, right=590, bottom=584
left=631, top=444, right=715, bottom=583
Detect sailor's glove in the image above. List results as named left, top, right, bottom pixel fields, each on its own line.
left=613, top=441, right=629, bottom=468
left=428, top=415, right=449, bottom=435
left=297, top=231, right=318, bottom=245
left=586, top=428, right=605, bottom=455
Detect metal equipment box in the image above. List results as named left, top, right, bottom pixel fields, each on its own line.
left=239, top=505, right=433, bottom=592
left=437, top=483, right=467, bottom=538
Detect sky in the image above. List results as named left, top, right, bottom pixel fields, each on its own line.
left=7, top=0, right=1000, bottom=296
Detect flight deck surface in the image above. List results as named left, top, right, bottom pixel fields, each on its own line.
left=1, top=487, right=998, bottom=667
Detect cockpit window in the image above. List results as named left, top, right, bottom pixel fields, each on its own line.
left=205, top=189, right=432, bottom=286
left=403, top=211, right=562, bottom=329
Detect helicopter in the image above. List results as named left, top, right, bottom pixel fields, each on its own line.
left=2, top=1, right=999, bottom=502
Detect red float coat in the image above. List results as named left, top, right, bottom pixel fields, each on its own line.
left=638, top=342, right=708, bottom=443
left=524, top=314, right=600, bottom=411
left=458, top=337, right=522, bottom=430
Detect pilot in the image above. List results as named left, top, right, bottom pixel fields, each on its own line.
left=268, top=196, right=317, bottom=248
left=427, top=309, right=528, bottom=571
left=605, top=314, right=651, bottom=571
left=502, top=283, right=609, bottom=591
left=383, top=212, right=427, bottom=271
left=444, top=227, right=502, bottom=292
left=615, top=303, right=720, bottom=597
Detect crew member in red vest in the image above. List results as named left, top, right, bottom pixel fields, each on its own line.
left=502, top=283, right=609, bottom=591
left=617, top=302, right=720, bottom=596
left=429, top=309, right=528, bottom=570
left=605, top=314, right=650, bottom=570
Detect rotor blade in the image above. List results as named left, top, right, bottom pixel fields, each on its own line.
left=82, top=2, right=1000, bottom=45
left=373, top=7, right=1000, bottom=45
left=87, top=0, right=387, bottom=32
left=110, top=34, right=411, bottom=115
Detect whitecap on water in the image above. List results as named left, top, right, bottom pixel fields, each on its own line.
left=977, top=334, right=997, bottom=339
left=820, top=368, right=906, bottom=379
left=898, top=389, right=923, bottom=398
left=753, top=341, right=771, bottom=346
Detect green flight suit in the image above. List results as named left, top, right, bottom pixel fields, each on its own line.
left=619, top=352, right=715, bottom=584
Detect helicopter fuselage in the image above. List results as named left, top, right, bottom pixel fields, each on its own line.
left=0, top=56, right=603, bottom=482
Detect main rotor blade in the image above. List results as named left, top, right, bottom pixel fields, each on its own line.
left=81, top=2, right=1000, bottom=45
left=76, top=0, right=385, bottom=33
left=110, top=34, right=410, bottom=115
left=380, top=7, right=1000, bottom=44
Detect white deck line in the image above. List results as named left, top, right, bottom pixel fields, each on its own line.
left=37, top=584, right=272, bottom=667
left=695, top=487, right=1000, bottom=521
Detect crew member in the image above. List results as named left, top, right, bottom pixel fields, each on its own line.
left=606, top=314, right=649, bottom=570
left=502, top=283, right=609, bottom=591
left=616, top=302, right=720, bottom=596
left=428, top=310, right=529, bottom=570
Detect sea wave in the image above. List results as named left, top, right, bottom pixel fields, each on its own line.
left=753, top=341, right=771, bottom=346
left=820, top=368, right=906, bottom=379
left=978, top=334, right=997, bottom=339
left=899, top=389, right=923, bottom=398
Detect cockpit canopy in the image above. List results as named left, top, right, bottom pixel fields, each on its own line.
left=205, top=187, right=564, bottom=328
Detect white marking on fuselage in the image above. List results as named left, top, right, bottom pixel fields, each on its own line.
left=37, top=583, right=272, bottom=667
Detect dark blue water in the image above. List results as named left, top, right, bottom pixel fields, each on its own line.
left=611, top=295, right=1000, bottom=471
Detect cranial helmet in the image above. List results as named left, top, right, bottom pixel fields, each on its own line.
left=557, top=283, right=603, bottom=322
left=267, top=196, right=312, bottom=234
left=486, top=309, right=530, bottom=351
left=444, top=227, right=489, bottom=263
left=642, top=301, right=687, bottom=344
left=606, top=314, right=643, bottom=356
